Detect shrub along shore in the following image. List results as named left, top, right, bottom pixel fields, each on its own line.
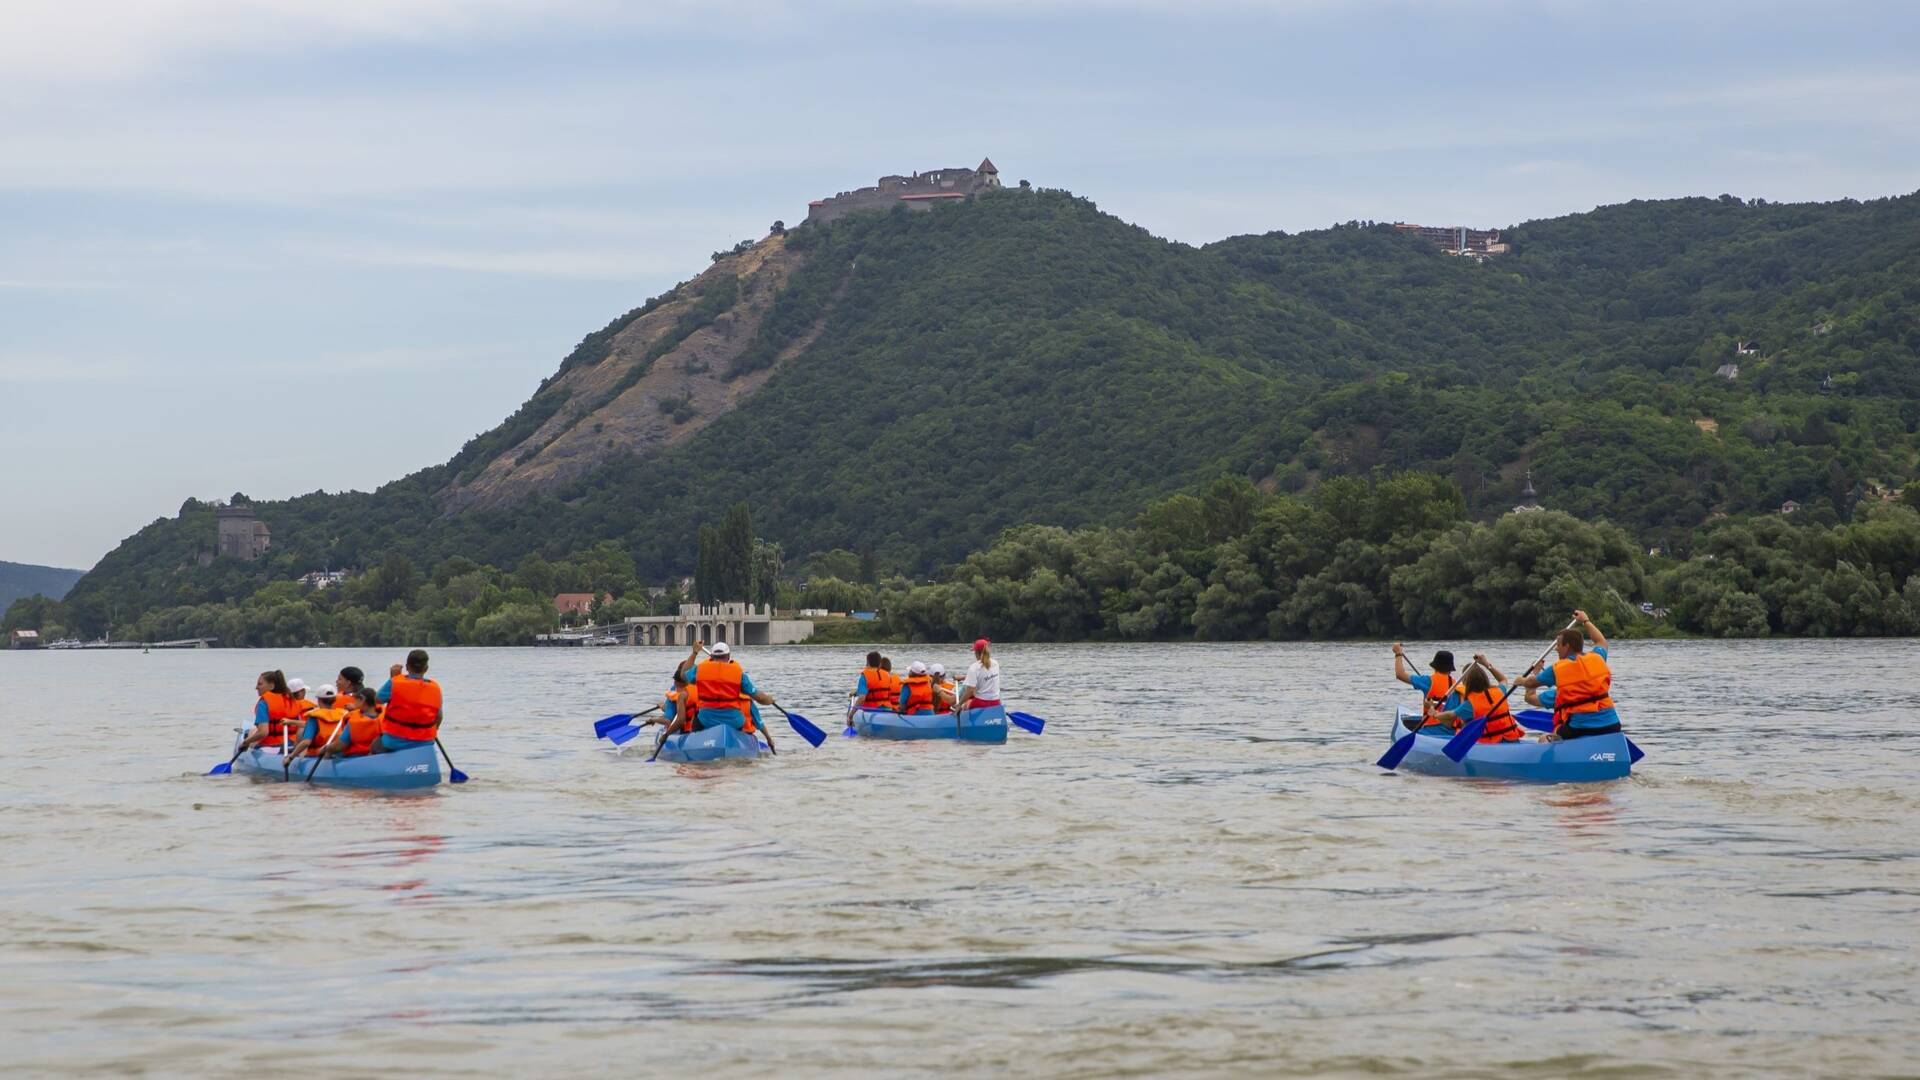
left=10, top=473, right=1917, bottom=648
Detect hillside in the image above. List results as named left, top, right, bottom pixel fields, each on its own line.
left=0, top=560, right=85, bottom=614
left=46, top=185, right=1920, bottom=637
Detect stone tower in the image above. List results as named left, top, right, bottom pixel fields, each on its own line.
left=216, top=504, right=271, bottom=560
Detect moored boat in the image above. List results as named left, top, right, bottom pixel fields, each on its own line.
left=850, top=705, right=1009, bottom=744
left=230, top=737, right=442, bottom=790
left=1389, top=707, right=1630, bottom=783
left=651, top=724, right=768, bottom=763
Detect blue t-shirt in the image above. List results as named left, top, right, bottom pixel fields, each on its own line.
left=254, top=698, right=271, bottom=726
left=1440, top=685, right=1512, bottom=723
left=1534, top=647, right=1617, bottom=727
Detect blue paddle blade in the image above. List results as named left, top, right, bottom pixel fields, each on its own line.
left=449, top=767, right=469, bottom=783
left=842, top=726, right=857, bottom=737
left=1627, top=738, right=1645, bottom=764
left=605, top=724, right=644, bottom=746
left=207, top=762, right=232, bottom=775
left=1442, top=718, right=1488, bottom=762
left=594, top=713, right=635, bottom=738
left=1008, top=711, right=1046, bottom=734
left=783, top=710, right=827, bottom=748
left=1376, top=732, right=1418, bottom=770
left=1514, top=710, right=1554, bottom=733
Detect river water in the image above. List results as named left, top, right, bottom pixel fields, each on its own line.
left=2, top=640, right=1916, bottom=1078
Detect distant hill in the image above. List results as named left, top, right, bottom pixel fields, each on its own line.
left=0, top=560, right=85, bottom=614
left=52, top=185, right=1920, bottom=635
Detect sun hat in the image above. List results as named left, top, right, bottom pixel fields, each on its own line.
left=287, top=678, right=307, bottom=694
left=972, top=638, right=990, bottom=652
left=1429, top=650, right=1455, bottom=673
left=315, top=685, right=337, bottom=701
left=908, top=660, right=928, bottom=675
left=709, top=641, right=731, bottom=656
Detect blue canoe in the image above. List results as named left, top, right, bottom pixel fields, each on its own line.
left=651, top=724, right=768, bottom=763
left=850, top=705, right=1009, bottom=744
left=230, top=738, right=442, bottom=790
left=1390, top=707, right=1631, bottom=784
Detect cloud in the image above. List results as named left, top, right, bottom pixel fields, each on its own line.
left=0, top=352, right=143, bottom=383
left=291, top=238, right=692, bottom=281
left=0, top=0, right=769, bottom=86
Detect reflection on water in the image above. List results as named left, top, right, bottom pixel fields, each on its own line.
left=1, top=640, right=1917, bottom=1077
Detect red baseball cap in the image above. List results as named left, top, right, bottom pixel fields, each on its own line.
left=972, top=638, right=991, bottom=652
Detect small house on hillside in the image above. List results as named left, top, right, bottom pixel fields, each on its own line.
left=10, top=629, right=41, bottom=649
left=554, top=592, right=611, bottom=617
left=1735, top=341, right=1758, bottom=356
left=1715, top=363, right=1740, bottom=380
left=1780, top=500, right=1800, bottom=515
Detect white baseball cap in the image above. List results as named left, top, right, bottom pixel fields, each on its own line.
left=908, top=661, right=928, bottom=675
left=709, top=641, right=731, bottom=656
left=315, top=685, right=337, bottom=701
left=287, top=678, right=307, bottom=694
left=930, top=663, right=946, bottom=676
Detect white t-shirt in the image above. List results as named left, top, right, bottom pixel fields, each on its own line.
left=963, top=659, right=1001, bottom=702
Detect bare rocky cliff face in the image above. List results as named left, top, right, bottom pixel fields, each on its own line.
left=440, top=234, right=821, bottom=512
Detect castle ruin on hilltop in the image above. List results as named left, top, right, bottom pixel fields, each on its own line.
left=807, top=158, right=1004, bottom=224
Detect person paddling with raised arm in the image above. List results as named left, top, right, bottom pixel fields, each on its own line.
left=675, top=640, right=778, bottom=745
left=1431, top=654, right=1525, bottom=744
left=1517, top=609, right=1621, bottom=741
left=369, top=649, right=443, bottom=754
left=1392, top=644, right=1458, bottom=732
left=954, top=639, right=1001, bottom=714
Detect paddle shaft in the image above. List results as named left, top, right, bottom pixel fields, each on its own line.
left=1440, top=621, right=1579, bottom=759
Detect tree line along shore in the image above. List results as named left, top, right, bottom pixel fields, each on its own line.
left=9, top=473, right=1918, bottom=648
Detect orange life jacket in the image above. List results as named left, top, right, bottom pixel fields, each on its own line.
left=382, top=675, right=442, bottom=743
left=695, top=660, right=754, bottom=732
left=301, top=707, right=351, bottom=756
left=933, top=678, right=956, bottom=714
left=859, top=667, right=895, bottom=709
left=343, top=706, right=382, bottom=756
left=900, top=674, right=935, bottom=714
left=1418, top=672, right=1456, bottom=730
left=258, top=691, right=303, bottom=747
left=1550, top=652, right=1615, bottom=730
left=1464, top=686, right=1521, bottom=743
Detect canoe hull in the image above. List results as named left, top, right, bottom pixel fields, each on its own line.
left=653, top=725, right=768, bottom=763
left=851, top=705, right=1009, bottom=744
left=1390, top=708, right=1630, bottom=784
left=231, top=741, right=442, bottom=790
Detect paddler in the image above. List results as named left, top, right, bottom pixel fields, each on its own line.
left=333, top=666, right=366, bottom=711
left=675, top=640, right=777, bottom=735
left=930, top=663, right=957, bottom=714
left=1392, top=644, right=1457, bottom=731
left=897, top=661, right=937, bottom=715
left=1430, top=655, right=1524, bottom=743
left=239, top=669, right=301, bottom=752
left=285, top=685, right=344, bottom=758
left=1517, top=609, right=1621, bottom=741
left=853, top=651, right=895, bottom=711
left=954, top=639, right=1002, bottom=714
left=658, top=668, right=701, bottom=732
left=369, top=649, right=443, bottom=754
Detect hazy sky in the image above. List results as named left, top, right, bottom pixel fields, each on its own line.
left=3, top=0, right=1916, bottom=568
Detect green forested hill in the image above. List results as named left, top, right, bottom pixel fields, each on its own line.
left=43, top=186, right=1920, bottom=639
left=0, top=560, right=85, bottom=614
